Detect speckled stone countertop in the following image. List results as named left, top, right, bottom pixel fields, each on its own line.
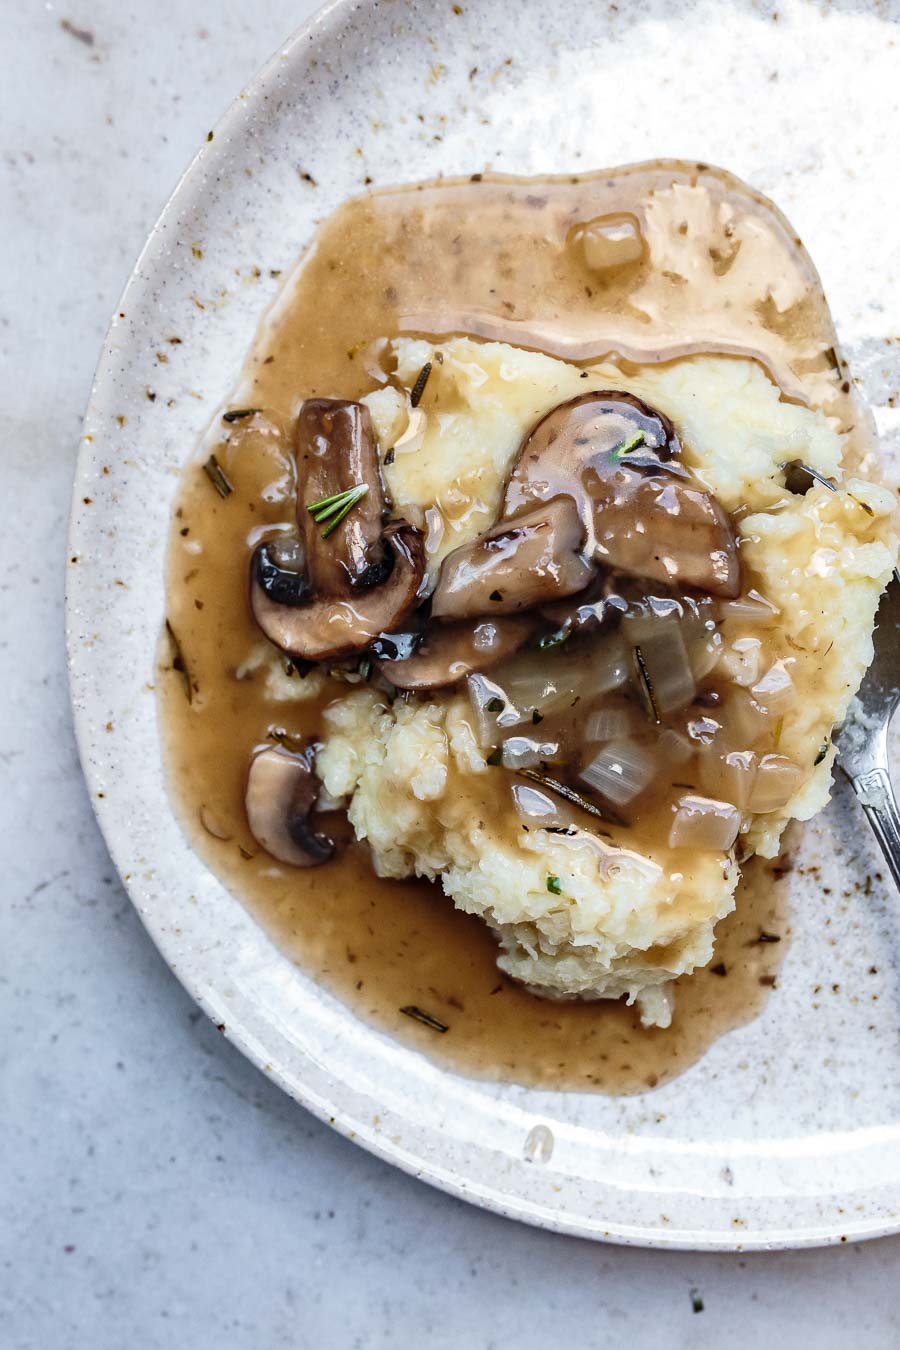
left=4, top=2, right=900, bottom=1345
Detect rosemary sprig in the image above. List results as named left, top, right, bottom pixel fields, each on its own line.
left=307, top=483, right=369, bottom=538
left=611, top=430, right=646, bottom=460
left=516, top=767, right=625, bottom=829
left=203, top=453, right=234, bottom=498
left=400, top=1005, right=449, bottom=1033
left=409, top=361, right=432, bottom=408
left=632, top=644, right=661, bottom=723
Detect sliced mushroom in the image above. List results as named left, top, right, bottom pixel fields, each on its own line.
left=245, top=743, right=334, bottom=867
left=503, top=392, right=740, bottom=598
left=297, top=398, right=389, bottom=591
left=430, top=497, right=597, bottom=621
left=250, top=397, right=427, bottom=660
left=375, top=615, right=533, bottom=690
left=252, top=520, right=425, bottom=662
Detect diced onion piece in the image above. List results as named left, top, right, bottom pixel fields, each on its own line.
left=669, top=795, right=741, bottom=851
left=657, top=728, right=693, bottom=765
left=585, top=704, right=635, bottom=744
left=725, top=688, right=774, bottom=744
left=689, top=631, right=724, bottom=681
left=700, top=749, right=758, bottom=809
left=501, top=737, right=562, bottom=770
left=622, top=615, right=695, bottom=713
left=424, top=505, right=446, bottom=557
left=718, top=635, right=763, bottom=687
left=392, top=406, right=427, bottom=455
left=499, top=640, right=629, bottom=726
left=580, top=739, right=657, bottom=805
left=751, top=661, right=795, bottom=714
left=578, top=214, right=644, bottom=272
left=467, top=673, right=520, bottom=748
left=718, top=589, right=780, bottom=625
left=511, top=782, right=568, bottom=828
left=747, top=754, right=804, bottom=812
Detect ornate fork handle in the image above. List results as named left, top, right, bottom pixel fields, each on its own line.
left=849, top=767, right=900, bottom=892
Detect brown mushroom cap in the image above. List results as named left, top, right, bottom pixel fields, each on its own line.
left=504, top=391, right=740, bottom=598
left=430, top=497, right=597, bottom=621
left=251, top=521, right=425, bottom=662
left=244, top=743, right=334, bottom=867
left=375, top=615, right=534, bottom=690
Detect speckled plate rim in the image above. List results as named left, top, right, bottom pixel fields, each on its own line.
left=65, top=0, right=900, bottom=1251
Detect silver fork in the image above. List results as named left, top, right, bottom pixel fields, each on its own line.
left=834, top=571, right=900, bottom=892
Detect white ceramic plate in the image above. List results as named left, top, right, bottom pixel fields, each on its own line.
left=67, top=0, right=900, bottom=1249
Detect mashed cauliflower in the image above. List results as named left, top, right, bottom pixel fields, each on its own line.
left=316, top=338, right=896, bottom=1026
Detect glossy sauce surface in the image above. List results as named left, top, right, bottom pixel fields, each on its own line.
left=161, top=163, right=852, bottom=1092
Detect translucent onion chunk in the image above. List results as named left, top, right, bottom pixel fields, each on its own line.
left=747, top=754, right=803, bottom=812
left=622, top=613, right=696, bottom=713
left=511, top=782, right=568, bottom=828
left=751, top=660, right=795, bottom=714
left=585, top=704, right=635, bottom=744
left=501, top=737, right=562, bottom=770
left=669, top=795, right=741, bottom=851
left=699, top=749, right=758, bottom=809
left=580, top=739, right=657, bottom=805
left=576, top=213, right=644, bottom=272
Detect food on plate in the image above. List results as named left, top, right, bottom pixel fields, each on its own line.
left=162, top=163, right=897, bottom=1087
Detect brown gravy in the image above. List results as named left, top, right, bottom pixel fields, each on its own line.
left=160, top=162, right=852, bottom=1093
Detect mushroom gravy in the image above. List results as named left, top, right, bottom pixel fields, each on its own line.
left=161, top=162, right=865, bottom=1092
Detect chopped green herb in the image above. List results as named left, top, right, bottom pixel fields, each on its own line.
left=814, top=741, right=829, bottom=765
left=400, top=1004, right=448, bottom=1033
left=307, top=482, right=369, bottom=537
left=546, top=875, right=562, bottom=895
left=409, top=361, right=433, bottom=407
left=633, top=645, right=661, bottom=723
left=486, top=697, right=504, bottom=713
left=690, top=1288, right=704, bottom=1314
left=202, top=453, right=234, bottom=498
left=222, top=407, right=260, bottom=423
left=358, top=657, right=373, bottom=683
left=486, top=747, right=503, bottom=766
left=489, top=589, right=503, bottom=602
left=538, top=626, right=571, bottom=650
left=611, top=430, right=646, bottom=460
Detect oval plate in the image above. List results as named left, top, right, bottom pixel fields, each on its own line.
left=66, top=0, right=900, bottom=1249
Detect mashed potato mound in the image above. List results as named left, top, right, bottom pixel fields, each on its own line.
left=316, top=339, right=896, bottom=1026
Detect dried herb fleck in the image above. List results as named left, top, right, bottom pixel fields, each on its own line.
left=546, top=875, right=563, bottom=895
left=400, top=1005, right=448, bottom=1033
left=633, top=645, right=661, bottom=723
left=409, top=361, right=433, bottom=407
left=165, top=620, right=192, bottom=703
left=222, top=407, right=260, bottom=423
left=202, top=454, right=234, bottom=498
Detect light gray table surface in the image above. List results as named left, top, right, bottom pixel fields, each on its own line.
left=3, top=2, right=900, bottom=1346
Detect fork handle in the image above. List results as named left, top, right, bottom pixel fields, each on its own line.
left=851, top=767, right=900, bottom=893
